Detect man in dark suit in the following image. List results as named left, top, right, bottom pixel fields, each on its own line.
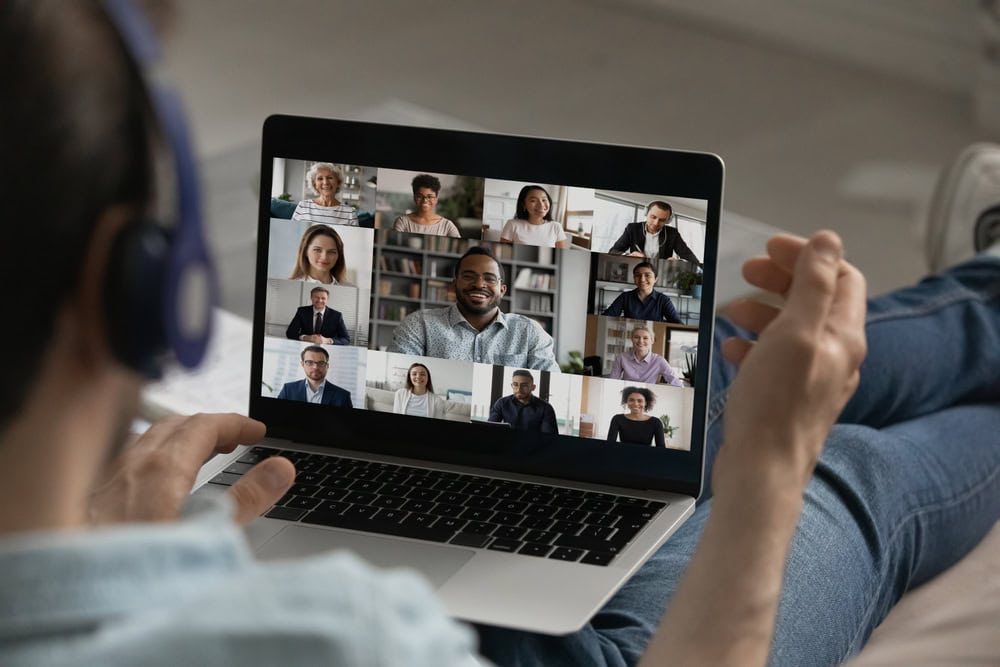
left=608, top=200, right=702, bottom=267
left=285, top=286, right=350, bottom=345
left=277, top=345, right=352, bottom=407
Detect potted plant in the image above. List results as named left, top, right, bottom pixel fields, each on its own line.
left=660, top=414, right=678, bottom=442
left=672, top=270, right=698, bottom=294
left=682, top=351, right=697, bottom=386
left=560, top=350, right=586, bottom=375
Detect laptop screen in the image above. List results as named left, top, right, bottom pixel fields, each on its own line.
left=251, top=117, right=722, bottom=498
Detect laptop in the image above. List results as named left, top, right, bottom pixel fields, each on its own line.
left=195, top=115, right=723, bottom=635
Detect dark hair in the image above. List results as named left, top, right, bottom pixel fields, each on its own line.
left=512, top=369, right=534, bottom=384
left=0, top=2, right=162, bottom=428
left=291, top=224, right=346, bottom=284
left=453, top=246, right=505, bottom=283
left=633, top=261, right=657, bottom=276
left=515, top=185, right=553, bottom=221
left=404, top=363, right=435, bottom=393
left=646, top=201, right=673, bottom=216
left=300, top=345, right=329, bottom=361
left=411, top=173, right=441, bottom=196
left=621, top=386, right=655, bottom=411
left=309, top=286, right=329, bottom=297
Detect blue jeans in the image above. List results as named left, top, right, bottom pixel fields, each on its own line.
left=478, top=257, right=1000, bottom=666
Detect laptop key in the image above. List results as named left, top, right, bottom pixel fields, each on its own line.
left=428, top=503, right=464, bottom=518
left=344, top=492, right=377, bottom=505
left=554, top=509, right=588, bottom=522
left=371, top=495, right=405, bottom=509
left=523, top=530, right=558, bottom=545
left=285, top=496, right=321, bottom=510
left=464, top=521, right=495, bottom=535
left=349, top=479, right=382, bottom=493
left=344, top=505, right=378, bottom=520
left=450, top=533, right=491, bottom=548
left=372, top=508, right=407, bottom=524
left=378, top=484, right=410, bottom=497
left=289, top=483, right=321, bottom=497
left=580, top=500, right=614, bottom=513
left=553, top=535, right=624, bottom=554
left=492, top=526, right=527, bottom=541
left=322, top=477, right=354, bottom=490
left=519, top=516, right=553, bottom=530
left=492, top=512, right=524, bottom=526
left=407, top=488, right=440, bottom=501
left=579, top=525, right=615, bottom=540
left=317, top=501, right=350, bottom=514
left=551, top=520, right=584, bottom=536
left=402, top=500, right=434, bottom=513
left=435, top=518, right=468, bottom=533
left=296, top=472, right=328, bottom=486
left=496, top=500, right=528, bottom=513
left=465, top=496, right=498, bottom=510
left=548, top=547, right=584, bottom=562
left=585, top=512, right=616, bottom=527
left=491, top=487, right=525, bottom=501
left=402, top=512, right=436, bottom=528
left=552, top=495, right=584, bottom=509
left=519, top=543, right=553, bottom=557
left=265, top=506, right=306, bottom=522
left=487, top=538, right=522, bottom=553
left=224, top=462, right=254, bottom=475
left=580, top=551, right=614, bottom=566
left=302, top=511, right=453, bottom=543
left=461, top=508, right=495, bottom=522
left=436, top=492, right=468, bottom=505
left=208, top=472, right=242, bottom=486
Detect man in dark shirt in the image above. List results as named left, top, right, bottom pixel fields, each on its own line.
left=487, top=369, right=558, bottom=433
left=607, top=200, right=701, bottom=266
left=602, top=261, right=682, bottom=323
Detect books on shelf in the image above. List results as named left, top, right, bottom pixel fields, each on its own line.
left=512, top=268, right=554, bottom=290
left=380, top=254, right=423, bottom=275
left=377, top=302, right=412, bottom=321
left=525, top=294, right=553, bottom=313
left=425, top=279, right=455, bottom=303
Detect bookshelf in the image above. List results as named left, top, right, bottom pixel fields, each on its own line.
left=370, top=230, right=561, bottom=350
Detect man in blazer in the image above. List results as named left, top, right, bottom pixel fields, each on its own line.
left=277, top=345, right=352, bottom=407
left=608, top=200, right=702, bottom=266
left=285, top=286, right=350, bottom=345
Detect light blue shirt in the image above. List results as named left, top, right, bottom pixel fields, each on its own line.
left=389, top=304, right=558, bottom=371
left=0, top=493, right=484, bottom=666
left=305, top=381, right=324, bottom=404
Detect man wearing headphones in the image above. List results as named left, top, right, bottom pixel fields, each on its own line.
left=608, top=200, right=702, bottom=266
left=1, top=3, right=997, bottom=667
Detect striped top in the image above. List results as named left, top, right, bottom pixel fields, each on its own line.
left=291, top=200, right=359, bottom=226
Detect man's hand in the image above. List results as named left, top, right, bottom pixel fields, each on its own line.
left=717, top=230, right=867, bottom=489
left=626, top=251, right=645, bottom=257
left=304, top=334, right=324, bottom=344
left=88, top=413, right=295, bottom=525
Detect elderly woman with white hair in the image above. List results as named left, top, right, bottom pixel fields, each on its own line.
left=291, top=162, right=359, bottom=226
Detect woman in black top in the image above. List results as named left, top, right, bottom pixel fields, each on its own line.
left=607, top=386, right=666, bottom=448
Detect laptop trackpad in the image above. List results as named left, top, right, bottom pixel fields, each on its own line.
left=255, top=525, right=474, bottom=589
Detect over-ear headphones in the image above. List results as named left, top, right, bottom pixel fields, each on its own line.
left=975, top=203, right=1000, bottom=253
left=98, top=0, right=217, bottom=377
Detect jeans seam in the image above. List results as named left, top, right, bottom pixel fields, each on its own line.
left=866, top=280, right=1000, bottom=325
left=845, top=458, right=1000, bottom=657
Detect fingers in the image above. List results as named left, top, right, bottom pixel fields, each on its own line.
left=173, top=413, right=267, bottom=460
left=724, top=300, right=780, bottom=335
left=227, top=456, right=296, bottom=525
left=764, top=234, right=808, bottom=272
left=781, top=231, right=843, bottom=333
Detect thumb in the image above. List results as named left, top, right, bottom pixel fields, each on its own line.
left=227, top=456, right=296, bottom=525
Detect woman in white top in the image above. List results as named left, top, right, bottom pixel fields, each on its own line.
left=392, top=174, right=461, bottom=237
left=291, top=162, right=359, bottom=226
left=289, top=224, right=348, bottom=285
left=392, top=363, right=448, bottom=419
left=499, top=184, right=568, bottom=249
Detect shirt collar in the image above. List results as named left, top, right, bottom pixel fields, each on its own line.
left=447, top=303, right=506, bottom=330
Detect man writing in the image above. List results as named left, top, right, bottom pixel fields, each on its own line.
left=285, top=286, right=350, bottom=345
left=603, top=261, right=683, bottom=323
left=488, top=369, right=559, bottom=433
left=608, top=200, right=701, bottom=266
left=608, top=327, right=684, bottom=386
left=276, top=345, right=352, bottom=407
left=389, top=246, right=558, bottom=371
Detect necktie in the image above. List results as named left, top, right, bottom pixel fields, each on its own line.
left=314, top=311, right=323, bottom=334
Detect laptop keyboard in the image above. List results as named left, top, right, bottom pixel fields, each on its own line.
left=209, top=446, right=668, bottom=566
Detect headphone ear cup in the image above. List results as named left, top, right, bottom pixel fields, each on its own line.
left=104, top=219, right=171, bottom=377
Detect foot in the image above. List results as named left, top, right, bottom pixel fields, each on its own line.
left=926, top=143, right=1000, bottom=272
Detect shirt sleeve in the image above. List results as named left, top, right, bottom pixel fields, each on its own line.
left=488, top=399, right=504, bottom=423
left=388, top=312, right=426, bottom=356
left=602, top=293, right=625, bottom=317
left=607, top=415, right=621, bottom=443
left=671, top=230, right=701, bottom=266
left=291, top=201, right=307, bottom=221
left=331, top=315, right=351, bottom=345
left=541, top=404, right=558, bottom=434
left=608, top=226, right=632, bottom=254
left=525, top=322, right=559, bottom=371
left=553, top=223, right=568, bottom=243
left=652, top=418, right=665, bottom=448
left=444, top=219, right=461, bottom=238
left=393, top=216, right=407, bottom=231
left=349, top=208, right=359, bottom=226
left=660, top=296, right=682, bottom=324
left=499, top=219, right=515, bottom=241
left=660, top=359, right=684, bottom=387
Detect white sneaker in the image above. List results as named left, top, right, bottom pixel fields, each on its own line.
left=925, top=143, right=1000, bottom=272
